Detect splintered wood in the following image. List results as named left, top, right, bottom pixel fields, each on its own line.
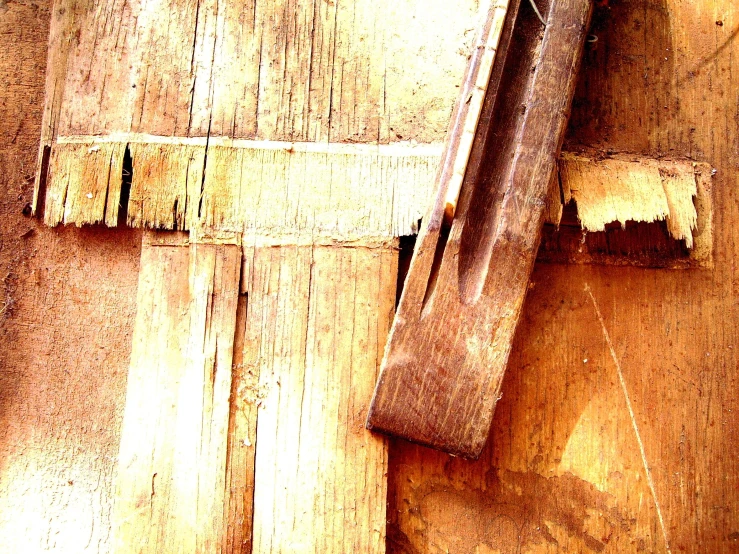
left=556, top=154, right=713, bottom=266
left=559, top=153, right=708, bottom=248
left=43, top=139, right=442, bottom=237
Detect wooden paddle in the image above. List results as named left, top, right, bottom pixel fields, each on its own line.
left=366, top=0, right=594, bottom=459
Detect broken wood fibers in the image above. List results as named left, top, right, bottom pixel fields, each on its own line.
left=557, top=153, right=713, bottom=267
left=33, top=0, right=707, bottom=253
left=38, top=138, right=710, bottom=261
left=40, top=142, right=711, bottom=264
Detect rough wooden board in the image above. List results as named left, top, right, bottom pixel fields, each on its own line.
left=242, top=245, right=395, bottom=553
left=38, top=143, right=711, bottom=263
left=110, top=235, right=241, bottom=553
left=2, top=1, right=739, bottom=554
left=387, top=0, right=739, bottom=551
left=197, top=143, right=441, bottom=239
left=35, top=0, right=481, bottom=146
left=367, top=0, right=594, bottom=458
left=41, top=139, right=442, bottom=237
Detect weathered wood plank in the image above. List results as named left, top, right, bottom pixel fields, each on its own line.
left=41, top=139, right=442, bottom=236
left=111, top=233, right=241, bottom=553
left=367, top=0, right=594, bottom=458
left=242, top=245, right=395, bottom=553
left=386, top=0, right=739, bottom=552
left=34, top=0, right=479, bottom=147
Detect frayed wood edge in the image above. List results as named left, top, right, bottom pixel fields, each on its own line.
left=34, top=139, right=713, bottom=267
left=35, top=139, right=443, bottom=240
left=557, top=152, right=713, bottom=267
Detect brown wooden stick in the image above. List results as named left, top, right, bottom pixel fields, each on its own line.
left=367, top=0, right=594, bottom=458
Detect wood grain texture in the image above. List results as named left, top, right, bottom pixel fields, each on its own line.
left=40, top=139, right=442, bottom=235
left=560, top=154, right=696, bottom=243
left=2, top=1, right=737, bottom=554
left=553, top=153, right=713, bottom=267
left=367, top=0, right=594, bottom=458
left=33, top=0, right=485, bottom=218
left=240, top=244, right=396, bottom=553
left=387, top=0, right=739, bottom=551
left=111, top=234, right=241, bottom=553
left=32, top=136, right=573, bottom=233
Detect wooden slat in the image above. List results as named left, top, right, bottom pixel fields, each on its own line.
left=367, top=0, right=594, bottom=458
left=41, top=139, right=441, bottom=235
left=241, top=245, right=396, bottom=553
left=111, top=233, right=241, bottom=553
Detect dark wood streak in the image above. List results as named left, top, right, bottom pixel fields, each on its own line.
left=367, top=0, right=594, bottom=459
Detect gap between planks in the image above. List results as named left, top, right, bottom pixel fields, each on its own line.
left=112, top=232, right=394, bottom=553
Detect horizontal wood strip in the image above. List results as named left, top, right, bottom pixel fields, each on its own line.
left=41, top=140, right=440, bottom=239
left=39, top=140, right=708, bottom=256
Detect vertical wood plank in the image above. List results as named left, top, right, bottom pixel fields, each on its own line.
left=240, top=245, right=395, bottom=553
left=111, top=233, right=241, bottom=553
